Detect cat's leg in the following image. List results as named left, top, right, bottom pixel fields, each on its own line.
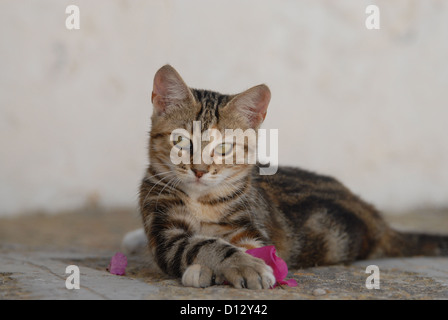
left=142, top=197, right=275, bottom=289
left=161, top=234, right=274, bottom=289
left=146, top=215, right=274, bottom=289
left=182, top=264, right=216, bottom=288
left=121, top=226, right=275, bottom=288
left=121, top=228, right=147, bottom=254
left=213, top=247, right=275, bottom=289
left=180, top=245, right=275, bottom=289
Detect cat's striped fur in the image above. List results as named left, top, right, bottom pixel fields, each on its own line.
left=138, top=65, right=448, bottom=289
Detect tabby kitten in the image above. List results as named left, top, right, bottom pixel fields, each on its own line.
left=136, top=65, right=448, bottom=289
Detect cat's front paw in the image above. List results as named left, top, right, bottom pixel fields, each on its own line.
left=219, top=252, right=275, bottom=289
left=182, top=264, right=219, bottom=288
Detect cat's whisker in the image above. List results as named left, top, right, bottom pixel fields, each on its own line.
left=142, top=173, right=176, bottom=206
left=173, top=177, right=183, bottom=190
left=144, top=170, right=174, bottom=181
left=155, top=176, right=178, bottom=209
left=154, top=175, right=186, bottom=209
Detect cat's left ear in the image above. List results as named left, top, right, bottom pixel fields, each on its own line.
left=151, top=65, right=194, bottom=116
left=228, top=84, right=271, bottom=128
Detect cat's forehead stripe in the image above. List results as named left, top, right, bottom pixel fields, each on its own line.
left=191, top=88, right=231, bottom=131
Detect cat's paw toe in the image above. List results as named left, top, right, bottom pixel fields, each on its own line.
left=181, top=264, right=214, bottom=288
left=221, top=254, right=275, bottom=290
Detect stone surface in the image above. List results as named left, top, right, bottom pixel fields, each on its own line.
left=0, top=208, right=447, bottom=300
left=2, top=247, right=448, bottom=300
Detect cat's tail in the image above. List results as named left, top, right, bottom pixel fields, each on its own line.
left=378, top=229, right=448, bottom=258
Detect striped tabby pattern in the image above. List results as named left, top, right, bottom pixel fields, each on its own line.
left=139, top=65, right=448, bottom=289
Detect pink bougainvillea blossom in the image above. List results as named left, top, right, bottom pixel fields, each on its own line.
left=246, top=246, right=298, bottom=288
left=107, top=252, right=128, bottom=276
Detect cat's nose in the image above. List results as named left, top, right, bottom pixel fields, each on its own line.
left=192, top=168, right=207, bottom=179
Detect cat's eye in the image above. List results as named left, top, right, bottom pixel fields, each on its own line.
left=172, top=134, right=191, bottom=150
left=215, top=143, right=233, bottom=156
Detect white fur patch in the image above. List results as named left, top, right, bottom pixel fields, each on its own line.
left=181, top=264, right=203, bottom=287
left=121, top=228, right=147, bottom=254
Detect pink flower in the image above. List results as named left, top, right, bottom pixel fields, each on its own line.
left=107, top=252, right=128, bottom=276
left=246, top=246, right=298, bottom=288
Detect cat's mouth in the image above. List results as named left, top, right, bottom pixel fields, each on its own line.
left=180, top=176, right=214, bottom=195
left=192, top=178, right=208, bottom=186
left=181, top=175, right=209, bottom=187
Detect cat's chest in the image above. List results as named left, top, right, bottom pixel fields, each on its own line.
left=185, top=198, right=226, bottom=223
left=184, top=198, right=237, bottom=238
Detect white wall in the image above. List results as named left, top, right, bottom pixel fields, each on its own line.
left=1, top=0, right=447, bottom=216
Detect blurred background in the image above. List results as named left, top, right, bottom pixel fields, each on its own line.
left=1, top=0, right=447, bottom=218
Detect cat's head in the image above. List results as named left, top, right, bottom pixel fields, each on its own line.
left=148, top=65, right=270, bottom=196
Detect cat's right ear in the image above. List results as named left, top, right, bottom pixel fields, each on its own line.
left=151, top=65, right=193, bottom=116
